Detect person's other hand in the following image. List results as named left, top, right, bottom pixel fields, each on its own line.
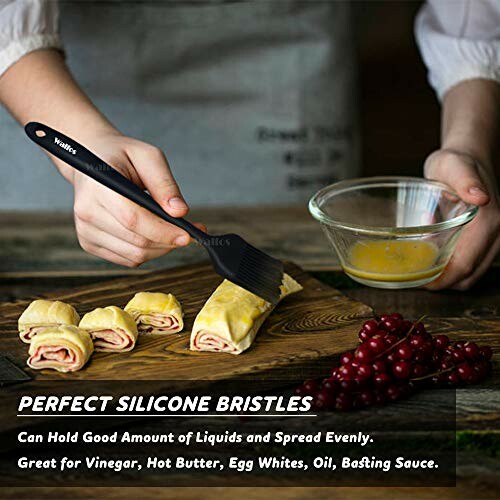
left=423, top=149, right=500, bottom=290
left=63, top=132, right=205, bottom=267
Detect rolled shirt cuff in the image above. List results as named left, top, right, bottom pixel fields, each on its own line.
left=434, top=64, right=500, bottom=100
left=415, top=6, right=500, bottom=100
left=0, top=33, right=63, bottom=77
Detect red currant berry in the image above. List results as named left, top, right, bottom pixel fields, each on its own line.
left=440, top=359, right=454, bottom=370
left=419, top=341, right=434, bottom=356
left=338, top=364, right=356, bottom=379
left=338, top=380, right=355, bottom=392
left=454, top=341, right=466, bottom=349
left=353, top=376, right=368, bottom=389
left=413, top=322, right=426, bottom=335
left=362, top=319, right=379, bottom=335
left=368, top=336, right=386, bottom=354
left=411, top=364, right=427, bottom=378
left=479, top=346, right=493, bottom=360
left=358, top=390, right=375, bottom=406
left=384, top=334, right=398, bottom=346
left=357, top=363, right=373, bottom=380
left=340, top=352, right=354, bottom=365
left=413, top=352, right=428, bottom=364
left=379, top=314, right=391, bottom=323
left=313, top=389, right=335, bottom=410
left=409, top=334, right=425, bottom=349
left=444, top=346, right=454, bottom=356
left=474, top=360, right=491, bottom=379
left=385, top=385, right=402, bottom=401
left=354, top=345, right=373, bottom=363
left=433, top=335, right=450, bottom=350
left=393, top=361, right=411, bottom=379
left=400, top=320, right=414, bottom=334
left=374, top=373, right=392, bottom=387
left=397, top=343, right=413, bottom=360
left=334, top=393, right=352, bottom=411
left=382, top=317, right=401, bottom=332
left=359, top=330, right=371, bottom=342
left=385, top=352, right=398, bottom=365
left=468, top=370, right=480, bottom=384
left=302, top=379, right=319, bottom=395
left=451, top=350, right=465, bottom=363
left=389, top=313, right=404, bottom=321
left=372, top=360, right=387, bottom=373
left=322, top=377, right=337, bottom=392
left=447, top=370, right=460, bottom=386
left=457, top=363, right=473, bottom=381
left=431, top=351, right=442, bottom=366
left=463, top=342, right=480, bottom=360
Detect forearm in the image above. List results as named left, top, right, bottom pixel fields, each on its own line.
left=0, top=49, right=118, bottom=182
left=441, top=79, right=500, bottom=175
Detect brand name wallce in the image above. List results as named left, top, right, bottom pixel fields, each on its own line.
left=54, top=137, right=77, bottom=155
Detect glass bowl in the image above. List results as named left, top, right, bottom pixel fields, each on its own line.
left=309, top=176, right=478, bottom=289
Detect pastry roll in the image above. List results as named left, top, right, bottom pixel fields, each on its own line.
left=124, top=292, right=183, bottom=334
left=79, top=306, right=138, bottom=352
left=27, top=325, right=93, bottom=373
left=190, top=274, right=302, bottom=355
left=18, top=299, right=80, bottom=344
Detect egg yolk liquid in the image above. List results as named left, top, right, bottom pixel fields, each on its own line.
left=344, top=240, right=444, bottom=282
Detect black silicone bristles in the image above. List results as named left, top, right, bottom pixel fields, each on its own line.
left=236, top=243, right=284, bottom=304
left=206, top=234, right=284, bottom=304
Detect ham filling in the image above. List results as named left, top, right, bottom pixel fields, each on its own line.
left=28, top=345, right=81, bottom=372
left=90, top=328, right=135, bottom=352
left=134, top=312, right=180, bottom=334
left=21, top=324, right=59, bottom=343
left=192, top=331, right=238, bottom=353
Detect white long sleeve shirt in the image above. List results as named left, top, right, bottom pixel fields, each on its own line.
left=415, top=0, right=500, bottom=99
left=0, top=0, right=61, bottom=77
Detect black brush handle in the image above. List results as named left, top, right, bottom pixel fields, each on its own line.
left=25, top=122, right=209, bottom=244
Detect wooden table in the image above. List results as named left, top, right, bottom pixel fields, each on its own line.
left=0, top=207, right=498, bottom=500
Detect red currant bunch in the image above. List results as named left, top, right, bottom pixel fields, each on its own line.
left=295, top=313, right=493, bottom=411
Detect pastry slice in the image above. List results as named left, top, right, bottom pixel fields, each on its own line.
left=124, top=292, right=183, bottom=334
left=27, top=325, right=93, bottom=373
left=79, top=306, right=138, bottom=352
left=190, top=274, right=302, bottom=355
left=18, top=299, right=80, bottom=344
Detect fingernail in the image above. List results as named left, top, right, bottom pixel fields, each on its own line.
left=174, top=235, right=189, bottom=246
left=169, top=197, right=187, bottom=209
left=469, top=186, right=487, bottom=196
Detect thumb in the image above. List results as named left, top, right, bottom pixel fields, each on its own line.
left=425, top=151, right=490, bottom=206
left=127, top=143, right=189, bottom=217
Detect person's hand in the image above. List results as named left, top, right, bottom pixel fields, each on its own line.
left=423, top=149, right=500, bottom=290
left=61, top=131, right=205, bottom=267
